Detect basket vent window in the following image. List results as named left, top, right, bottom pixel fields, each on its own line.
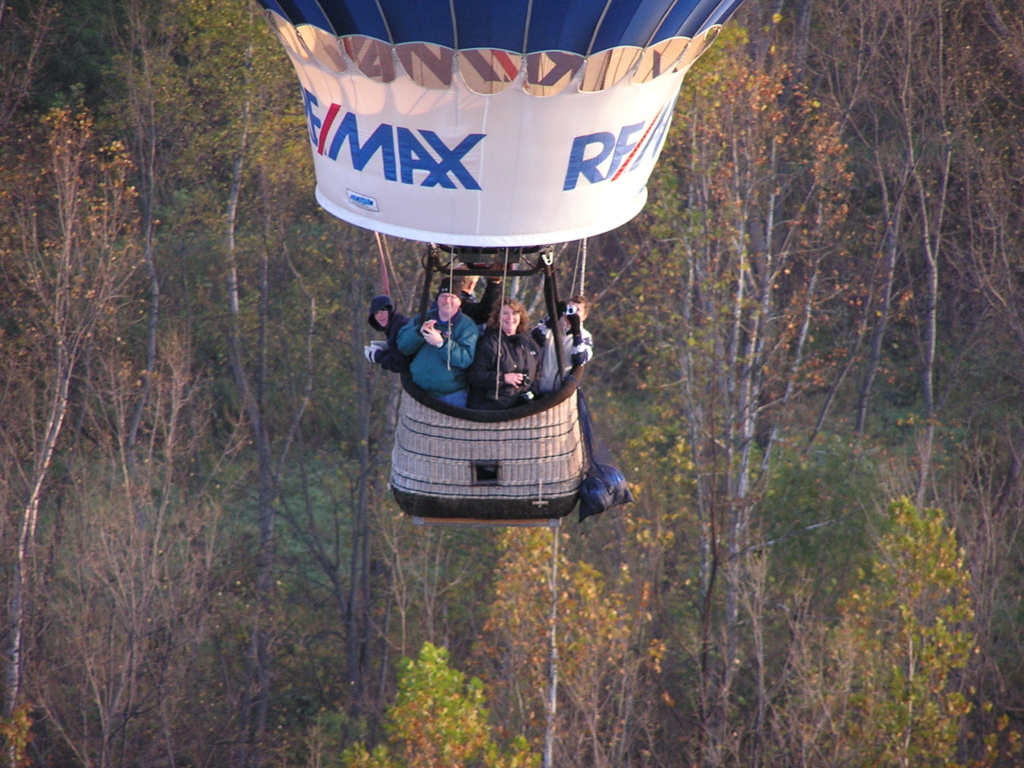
left=473, top=462, right=500, bottom=485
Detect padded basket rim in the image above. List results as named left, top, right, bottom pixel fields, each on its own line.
left=400, top=365, right=583, bottom=423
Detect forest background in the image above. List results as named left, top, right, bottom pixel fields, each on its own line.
left=2, top=0, right=1024, bottom=766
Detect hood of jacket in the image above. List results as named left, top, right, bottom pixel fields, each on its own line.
left=367, top=295, right=395, bottom=331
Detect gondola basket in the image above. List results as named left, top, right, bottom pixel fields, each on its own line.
left=391, top=371, right=584, bottom=521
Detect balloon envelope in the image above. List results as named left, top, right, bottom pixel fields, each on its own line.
left=259, top=0, right=744, bottom=246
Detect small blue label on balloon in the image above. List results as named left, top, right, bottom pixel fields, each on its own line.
left=347, top=190, right=378, bottom=212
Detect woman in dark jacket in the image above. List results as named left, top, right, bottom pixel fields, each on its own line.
left=467, top=298, right=540, bottom=410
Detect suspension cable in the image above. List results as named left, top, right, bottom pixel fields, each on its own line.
left=446, top=251, right=455, bottom=370
left=493, top=248, right=511, bottom=400
left=380, top=232, right=407, bottom=308
left=578, top=238, right=587, bottom=298
left=569, top=241, right=581, bottom=298
left=374, top=231, right=391, bottom=297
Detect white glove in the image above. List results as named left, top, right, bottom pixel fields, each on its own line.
left=364, top=341, right=387, bottom=364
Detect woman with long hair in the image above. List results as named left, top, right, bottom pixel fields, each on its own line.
left=466, top=297, right=540, bottom=410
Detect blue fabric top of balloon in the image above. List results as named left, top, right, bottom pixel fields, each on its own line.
left=258, top=0, right=744, bottom=55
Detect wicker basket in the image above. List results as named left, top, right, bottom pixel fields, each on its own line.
left=391, top=385, right=584, bottom=521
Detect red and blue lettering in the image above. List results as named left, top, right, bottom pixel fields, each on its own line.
left=304, top=89, right=483, bottom=190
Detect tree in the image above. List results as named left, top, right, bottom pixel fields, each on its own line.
left=771, top=499, right=976, bottom=767
left=344, top=642, right=536, bottom=768
left=0, top=105, right=137, bottom=720
left=0, top=0, right=56, bottom=133
left=479, top=528, right=662, bottom=768
left=608, top=23, right=850, bottom=764
left=819, top=0, right=980, bottom=501
left=35, top=331, right=222, bottom=768
left=158, top=2, right=316, bottom=758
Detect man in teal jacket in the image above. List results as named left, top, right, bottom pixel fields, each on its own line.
left=397, top=287, right=479, bottom=407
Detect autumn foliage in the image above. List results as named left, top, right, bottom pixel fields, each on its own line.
left=3, top=0, right=1024, bottom=767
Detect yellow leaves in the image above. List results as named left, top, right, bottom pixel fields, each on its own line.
left=0, top=706, right=34, bottom=768
left=832, top=499, right=977, bottom=765
left=480, top=528, right=658, bottom=759
left=381, top=644, right=494, bottom=768
left=640, top=579, right=651, bottom=608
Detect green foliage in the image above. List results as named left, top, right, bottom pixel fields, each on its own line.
left=761, top=435, right=885, bottom=604
left=5, top=0, right=1024, bottom=764
left=478, top=528, right=662, bottom=765
left=343, top=642, right=537, bottom=768
left=26, top=0, right=112, bottom=112
left=838, top=499, right=975, bottom=767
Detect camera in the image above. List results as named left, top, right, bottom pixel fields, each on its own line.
left=564, top=304, right=577, bottom=316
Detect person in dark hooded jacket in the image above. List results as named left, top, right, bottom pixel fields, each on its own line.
left=365, top=294, right=410, bottom=373
left=467, top=298, right=540, bottom=410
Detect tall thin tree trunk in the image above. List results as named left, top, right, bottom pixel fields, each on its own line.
left=4, top=111, right=132, bottom=739
left=543, top=529, right=559, bottom=768
left=856, top=174, right=905, bottom=441
left=911, top=3, right=952, bottom=507
left=347, top=309, right=373, bottom=713
left=913, top=144, right=951, bottom=506
left=4, top=372, right=69, bottom=717
left=222, top=74, right=273, bottom=767
left=4, top=113, right=92, bottom=719
left=122, top=0, right=165, bottom=527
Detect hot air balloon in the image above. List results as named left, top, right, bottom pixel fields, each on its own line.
left=256, top=0, right=746, bottom=523
left=259, top=0, right=742, bottom=245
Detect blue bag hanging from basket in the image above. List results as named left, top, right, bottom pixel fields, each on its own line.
left=575, top=388, right=634, bottom=522
left=579, top=464, right=634, bottom=522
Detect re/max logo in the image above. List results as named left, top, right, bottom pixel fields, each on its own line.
left=303, top=88, right=674, bottom=194
left=303, top=89, right=484, bottom=190
left=562, top=102, right=675, bottom=191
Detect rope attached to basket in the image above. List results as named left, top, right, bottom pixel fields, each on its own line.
left=446, top=252, right=455, bottom=370
left=578, top=238, right=587, bottom=298
left=374, top=232, right=390, bottom=297
left=494, top=249, right=511, bottom=400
